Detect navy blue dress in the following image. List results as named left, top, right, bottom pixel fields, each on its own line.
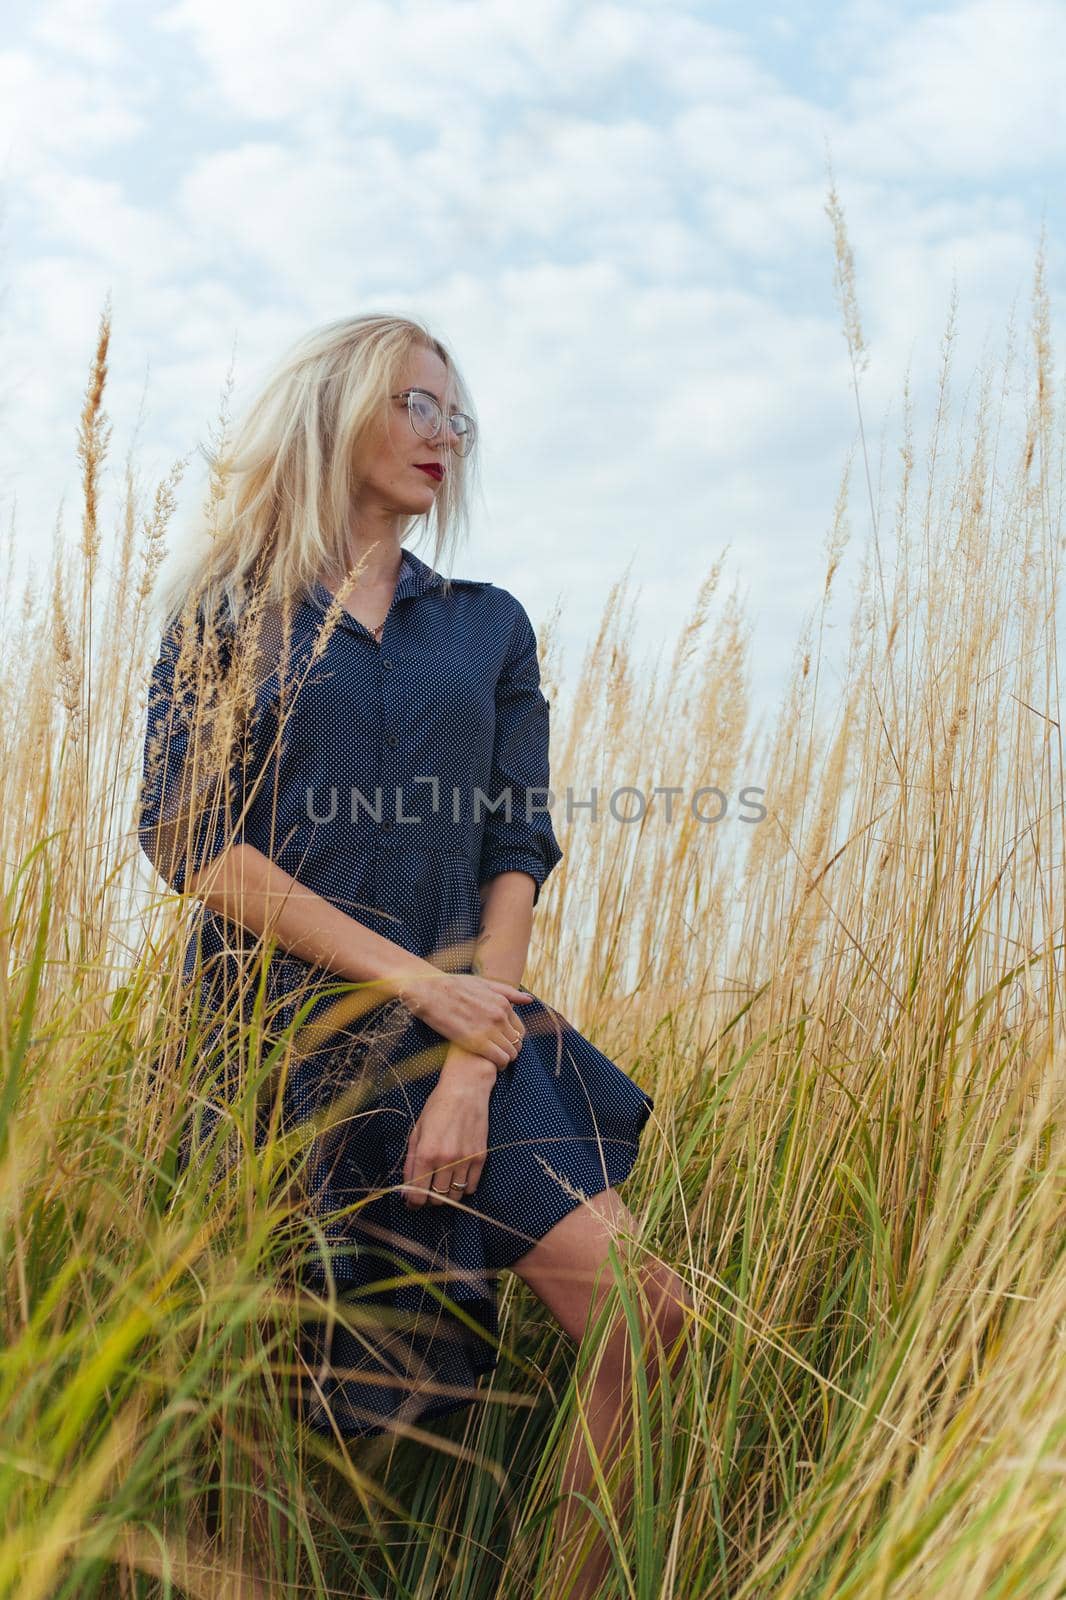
left=138, top=545, right=654, bottom=1439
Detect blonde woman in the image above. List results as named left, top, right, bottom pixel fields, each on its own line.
left=139, top=313, right=693, bottom=1595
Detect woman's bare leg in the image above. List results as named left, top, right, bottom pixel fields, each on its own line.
left=507, top=1189, right=694, bottom=1598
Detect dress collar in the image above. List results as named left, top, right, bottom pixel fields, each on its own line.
left=393, top=546, right=490, bottom=599
left=304, top=545, right=489, bottom=625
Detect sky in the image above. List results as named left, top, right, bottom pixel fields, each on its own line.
left=0, top=0, right=1063, bottom=744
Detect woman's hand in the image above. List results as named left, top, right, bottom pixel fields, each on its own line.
left=401, top=1047, right=498, bottom=1208
left=397, top=970, right=531, bottom=1068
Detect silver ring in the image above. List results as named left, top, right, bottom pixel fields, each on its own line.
left=449, top=1180, right=467, bottom=1190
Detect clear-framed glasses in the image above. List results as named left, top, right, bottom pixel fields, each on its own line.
left=391, top=388, right=477, bottom=457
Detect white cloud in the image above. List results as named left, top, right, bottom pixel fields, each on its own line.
left=21, top=169, right=187, bottom=268
left=0, top=47, right=143, bottom=174
left=29, top=0, right=126, bottom=66
left=0, top=0, right=1060, bottom=720
left=156, top=0, right=551, bottom=123
left=843, top=0, right=1066, bottom=178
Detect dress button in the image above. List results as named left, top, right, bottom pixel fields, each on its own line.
left=386, top=734, right=398, bottom=749
left=382, top=658, right=394, bottom=670
left=382, top=818, right=395, bottom=831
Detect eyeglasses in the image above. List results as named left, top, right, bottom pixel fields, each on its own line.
left=391, top=389, right=477, bottom=457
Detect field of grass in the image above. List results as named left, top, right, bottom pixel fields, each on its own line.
left=1, top=220, right=1064, bottom=1598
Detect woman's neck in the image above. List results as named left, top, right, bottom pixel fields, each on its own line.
left=321, top=547, right=406, bottom=590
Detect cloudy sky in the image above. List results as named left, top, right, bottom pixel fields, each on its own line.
left=1, top=0, right=1062, bottom=731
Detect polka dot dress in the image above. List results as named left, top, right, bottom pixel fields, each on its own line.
left=138, top=545, right=655, bottom=1439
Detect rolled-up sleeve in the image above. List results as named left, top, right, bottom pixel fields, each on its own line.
left=138, top=600, right=248, bottom=895
left=477, top=597, right=564, bottom=906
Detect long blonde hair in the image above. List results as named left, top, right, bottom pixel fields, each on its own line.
left=154, top=312, right=482, bottom=629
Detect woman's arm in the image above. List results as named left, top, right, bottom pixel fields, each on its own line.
left=186, top=842, right=436, bottom=998
left=470, top=596, right=561, bottom=989
left=186, top=844, right=532, bottom=1066
left=476, top=597, right=563, bottom=908
left=472, top=870, right=535, bottom=987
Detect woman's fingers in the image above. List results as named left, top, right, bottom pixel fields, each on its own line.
left=463, top=1036, right=508, bottom=1068
left=402, top=1124, right=421, bottom=1206
left=414, top=975, right=533, bottom=1061
left=480, top=979, right=535, bottom=1006
left=405, top=1139, right=474, bottom=1208
left=481, top=1007, right=524, bottom=1062
left=428, top=1163, right=467, bottom=1206
left=466, top=1016, right=524, bottom=1067
left=402, top=1125, right=418, bottom=1187
left=412, top=1153, right=488, bottom=1206
left=421, top=1160, right=473, bottom=1206
left=490, top=1011, right=525, bottom=1061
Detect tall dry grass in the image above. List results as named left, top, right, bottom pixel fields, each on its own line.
left=1, top=199, right=1064, bottom=1598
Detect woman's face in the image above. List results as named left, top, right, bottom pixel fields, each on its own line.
left=355, top=343, right=459, bottom=518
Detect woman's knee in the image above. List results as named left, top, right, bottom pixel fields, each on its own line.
left=506, top=1188, right=694, bottom=1366
left=582, top=1258, right=694, bottom=1375
left=639, top=1259, right=695, bottom=1356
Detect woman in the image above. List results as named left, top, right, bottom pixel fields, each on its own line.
left=139, top=313, right=693, bottom=1594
